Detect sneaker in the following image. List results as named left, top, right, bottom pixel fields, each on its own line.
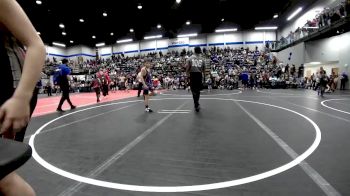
left=56, top=108, right=65, bottom=112
left=195, top=105, right=200, bottom=112
left=71, top=105, right=77, bottom=110
left=145, top=108, right=153, bottom=113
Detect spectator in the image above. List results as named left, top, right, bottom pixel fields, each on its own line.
left=291, top=64, right=296, bottom=77
left=340, top=71, right=348, bottom=90
left=46, top=81, right=52, bottom=97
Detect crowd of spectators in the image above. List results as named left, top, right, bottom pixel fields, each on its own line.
left=39, top=44, right=349, bottom=97
left=276, top=0, right=350, bottom=49
left=40, top=46, right=316, bottom=95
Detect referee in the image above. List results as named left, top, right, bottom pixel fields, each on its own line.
left=186, top=47, right=205, bottom=112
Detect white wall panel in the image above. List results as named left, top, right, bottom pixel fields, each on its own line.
left=224, top=32, right=243, bottom=42
left=123, top=42, right=140, bottom=52
left=140, top=40, right=156, bottom=50
left=277, top=42, right=305, bottom=66
left=207, top=34, right=225, bottom=45
left=244, top=31, right=264, bottom=42
left=47, top=46, right=66, bottom=55
left=189, top=36, right=207, bottom=46
left=46, top=46, right=66, bottom=61
left=99, top=46, right=112, bottom=55
left=264, top=32, right=276, bottom=42
left=66, top=46, right=82, bottom=55
left=81, top=46, right=95, bottom=55
left=156, top=39, right=168, bottom=49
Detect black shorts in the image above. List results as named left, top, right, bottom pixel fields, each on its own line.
left=190, top=72, right=203, bottom=92
left=143, top=86, right=153, bottom=95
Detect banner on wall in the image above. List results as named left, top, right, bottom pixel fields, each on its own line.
left=168, top=38, right=189, bottom=47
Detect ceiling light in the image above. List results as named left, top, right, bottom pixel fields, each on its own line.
left=62, top=32, right=66, bottom=36
left=79, top=19, right=84, bottom=22
left=53, top=42, right=66, bottom=47
left=96, top=42, right=105, bottom=47
left=273, top=14, right=279, bottom=19
left=92, top=35, right=96, bottom=39
left=130, top=28, right=134, bottom=33
left=137, top=4, right=142, bottom=9
left=59, top=24, right=65, bottom=28
left=37, top=32, right=41, bottom=35
left=70, top=40, right=74, bottom=43
left=110, top=32, right=114, bottom=36
left=177, top=33, right=198, bottom=38
left=103, top=12, right=107, bottom=17
left=186, top=21, right=191, bottom=25
left=144, top=35, right=163, bottom=40
left=221, top=18, right=225, bottom=22
left=287, top=7, right=302, bottom=21
left=36, top=0, right=42, bottom=5
left=255, top=26, right=278, bottom=30
left=117, top=39, right=133, bottom=43
left=215, top=28, right=238, bottom=33
left=157, top=24, right=162, bottom=29
left=176, top=0, right=181, bottom=3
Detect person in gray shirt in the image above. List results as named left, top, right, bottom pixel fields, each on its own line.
left=186, top=47, right=205, bottom=112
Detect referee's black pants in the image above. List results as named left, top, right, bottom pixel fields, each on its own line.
left=58, top=87, right=73, bottom=109
left=190, top=72, right=202, bottom=108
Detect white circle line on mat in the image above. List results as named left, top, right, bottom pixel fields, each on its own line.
left=29, top=98, right=321, bottom=192
left=161, top=91, right=242, bottom=97
left=321, top=99, right=350, bottom=115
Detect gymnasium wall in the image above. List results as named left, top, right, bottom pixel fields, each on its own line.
left=46, top=46, right=66, bottom=61
left=97, top=31, right=276, bottom=57
left=46, top=31, right=276, bottom=60
left=276, top=42, right=306, bottom=66
left=81, top=46, right=96, bottom=60
left=304, top=31, right=350, bottom=80
left=46, top=45, right=96, bottom=61
left=277, top=31, right=350, bottom=88
left=99, top=46, right=112, bottom=59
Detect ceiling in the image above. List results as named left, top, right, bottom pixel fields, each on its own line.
left=18, top=0, right=317, bottom=47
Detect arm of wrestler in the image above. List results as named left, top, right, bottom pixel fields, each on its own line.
left=0, top=0, right=45, bottom=134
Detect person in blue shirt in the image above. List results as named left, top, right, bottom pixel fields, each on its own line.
left=56, top=59, right=76, bottom=112
left=340, top=71, right=348, bottom=90
left=241, top=71, right=249, bottom=90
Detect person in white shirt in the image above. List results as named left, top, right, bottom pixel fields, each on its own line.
left=164, top=76, right=170, bottom=89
